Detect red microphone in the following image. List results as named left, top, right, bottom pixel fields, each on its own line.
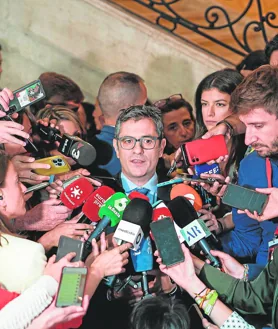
left=128, top=191, right=149, bottom=202
left=170, top=184, right=203, bottom=211
left=150, top=202, right=173, bottom=241
left=81, top=186, right=115, bottom=224
left=152, top=202, right=173, bottom=222
left=60, top=177, right=94, bottom=209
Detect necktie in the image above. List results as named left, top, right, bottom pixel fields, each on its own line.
left=131, top=187, right=150, bottom=195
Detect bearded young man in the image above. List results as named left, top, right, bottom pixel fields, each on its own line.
left=216, top=65, right=278, bottom=280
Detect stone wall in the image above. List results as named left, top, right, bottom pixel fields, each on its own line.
left=0, top=0, right=231, bottom=105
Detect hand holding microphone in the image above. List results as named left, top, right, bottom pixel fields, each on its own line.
left=15, top=198, right=73, bottom=231
left=38, top=215, right=94, bottom=252
left=89, top=233, right=131, bottom=279
left=198, top=207, right=220, bottom=233
left=37, top=124, right=96, bottom=166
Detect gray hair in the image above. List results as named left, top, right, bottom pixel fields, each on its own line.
left=115, top=105, right=164, bottom=139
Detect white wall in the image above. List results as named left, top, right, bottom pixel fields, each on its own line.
left=0, top=0, right=230, bottom=105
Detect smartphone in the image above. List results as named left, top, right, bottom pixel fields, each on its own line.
left=150, top=217, right=184, bottom=267
left=157, top=176, right=217, bottom=188
left=56, top=236, right=85, bottom=263
left=182, top=135, right=228, bottom=166
left=24, top=181, right=50, bottom=194
left=222, top=183, right=268, bottom=215
left=56, top=267, right=87, bottom=307
left=2, top=80, right=46, bottom=115
left=62, top=175, right=81, bottom=189
left=177, top=174, right=219, bottom=185
left=34, top=155, right=71, bottom=176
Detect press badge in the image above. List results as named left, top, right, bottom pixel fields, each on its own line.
left=268, top=238, right=278, bottom=261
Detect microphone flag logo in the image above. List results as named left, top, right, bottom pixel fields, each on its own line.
left=70, top=185, right=83, bottom=200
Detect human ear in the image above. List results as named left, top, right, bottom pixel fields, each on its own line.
left=113, top=139, right=120, bottom=159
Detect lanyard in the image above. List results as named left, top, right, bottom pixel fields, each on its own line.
left=266, top=157, right=272, bottom=188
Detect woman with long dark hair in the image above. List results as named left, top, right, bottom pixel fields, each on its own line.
left=195, top=69, right=247, bottom=179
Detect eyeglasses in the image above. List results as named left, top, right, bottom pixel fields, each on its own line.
left=116, top=136, right=162, bottom=150
left=153, top=94, right=183, bottom=109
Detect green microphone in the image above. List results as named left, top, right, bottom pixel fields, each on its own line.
left=84, top=192, right=130, bottom=250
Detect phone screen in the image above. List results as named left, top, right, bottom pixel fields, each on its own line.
left=222, top=184, right=268, bottom=215
left=150, top=217, right=184, bottom=267
left=56, top=267, right=87, bottom=307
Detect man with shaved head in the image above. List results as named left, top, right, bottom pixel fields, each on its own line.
left=91, top=71, right=147, bottom=176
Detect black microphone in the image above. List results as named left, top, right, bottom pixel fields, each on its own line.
left=104, top=198, right=153, bottom=288
left=89, top=137, right=114, bottom=166
left=38, top=124, right=96, bottom=166
left=114, top=198, right=153, bottom=247
left=167, top=196, right=221, bottom=268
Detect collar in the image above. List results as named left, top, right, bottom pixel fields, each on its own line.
left=101, top=125, right=115, bottom=135
left=121, top=173, right=158, bottom=195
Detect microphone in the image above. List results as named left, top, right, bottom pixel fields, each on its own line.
left=152, top=202, right=173, bottom=221
left=79, top=186, right=115, bottom=224
left=130, top=236, right=153, bottom=272
left=194, top=163, right=220, bottom=177
left=89, top=137, right=114, bottom=166
left=84, top=192, right=130, bottom=250
left=151, top=202, right=187, bottom=242
left=128, top=191, right=149, bottom=202
left=130, top=236, right=153, bottom=299
left=167, top=197, right=221, bottom=268
left=38, top=125, right=96, bottom=166
left=170, top=184, right=203, bottom=211
left=102, top=198, right=152, bottom=288
left=106, top=200, right=152, bottom=289
left=60, top=177, right=94, bottom=209
left=113, top=198, right=153, bottom=251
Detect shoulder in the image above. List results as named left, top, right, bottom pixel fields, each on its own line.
left=239, top=151, right=265, bottom=172
left=1, top=234, right=45, bottom=255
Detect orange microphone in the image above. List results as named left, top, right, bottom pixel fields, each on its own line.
left=170, top=184, right=203, bottom=211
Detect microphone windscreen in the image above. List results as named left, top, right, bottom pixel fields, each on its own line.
left=90, top=137, right=113, bottom=166
left=170, top=184, right=203, bottom=211
left=130, top=236, right=153, bottom=272
left=152, top=203, right=173, bottom=222
left=128, top=191, right=149, bottom=202
left=167, top=196, right=198, bottom=228
left=82, top=186, right=115, bottom=222
left=60, top=177, right=94, bottom=209
left=70, top=141, right=96, bottom=166
left=99, top=192, right=130, bottom=227
left=122, top=198, right=153, bottom=235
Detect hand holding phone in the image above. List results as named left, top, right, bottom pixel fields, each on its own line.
left=182, top=135, right=228, bottom=166
left=34, top=156, right=71, bottom=176
left=12, top=155, right=51, bottom=184
left=150, top=217, right=184, bottom=267
left=0, top=80, right=45, bottom=115
left=222, top=183, right=269, bottom=215
left=56, top=267, right=88, bottom=307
